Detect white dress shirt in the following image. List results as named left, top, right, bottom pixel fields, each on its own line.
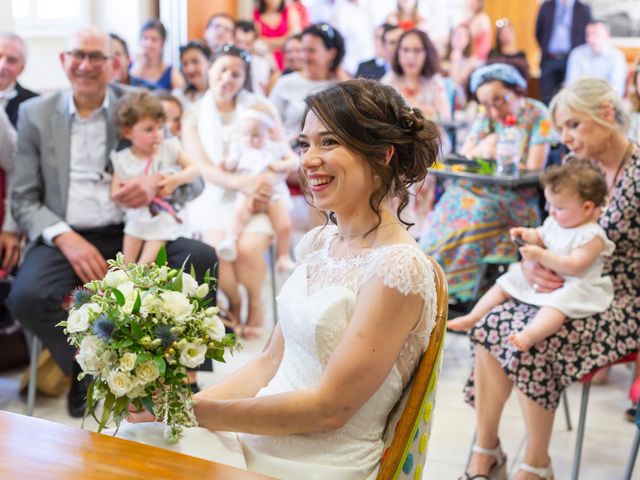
left=0, top=82, right=17, bottom=110
left=42, top=94, right=123, bottom=244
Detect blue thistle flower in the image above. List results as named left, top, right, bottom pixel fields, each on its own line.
left=154, top=324, right=177, bottom=348
left=70, top=286, right=93, bottom=307
left=92, top=315, right=115, bottom=341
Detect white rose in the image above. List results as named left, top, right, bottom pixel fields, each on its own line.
left=103, top=270, right=129, bottom=289
left=179, top=342, right=207, bottom=368
left=127, top=379, right=147, bottom=399
left=195, top=283, right=209, bottom=299
left=67, top=302, right=100, bottom=333
left=116, top=281, right=139, bottom=313
left=76, top=335, right=105, bottom=372
left=119, top=352, right=137, bottom=372
left=181, top=273, right=198, bottom=297
left=106, top=371, right=133, bottom=397
left=135, top=360, right=160, bottom=384
left=159, top=291, right=193, bottom=322
left=204, top=315, right=226, bottom=342
left=141, top=293, right=161, bottom=314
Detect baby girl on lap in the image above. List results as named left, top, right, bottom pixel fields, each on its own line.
left=448, top=157, right=615, bottom=351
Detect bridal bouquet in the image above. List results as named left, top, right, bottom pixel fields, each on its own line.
left=58, top=248, right=236, bottom=443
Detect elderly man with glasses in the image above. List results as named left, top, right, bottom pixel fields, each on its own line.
left=6, top=26, right=216, bottom=418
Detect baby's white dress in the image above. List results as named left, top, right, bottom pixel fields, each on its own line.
left=114, top=225, right=437, bottom=480
left=497, top=217, right=615, bottom=318
left=110, top=141, right=184, bottom=241
left=226, top=140, right=293, bottom=208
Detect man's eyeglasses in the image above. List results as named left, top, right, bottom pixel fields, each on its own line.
left=65, top=50, right=111, bottom=66
left=496, top=18, right=510, bottom=28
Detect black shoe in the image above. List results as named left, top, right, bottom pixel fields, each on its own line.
left=625, top=407, right=637, bottom=423
left=67, top=363, right=90, bottom=418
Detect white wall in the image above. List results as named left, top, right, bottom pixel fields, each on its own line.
left=11, top=0, right=155, bottom=93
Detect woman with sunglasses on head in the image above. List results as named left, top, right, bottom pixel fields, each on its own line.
left=172, top=40, right=212, bottom=109
left=130, top=19, right=184, bottom=91
left=269, top=23, right=347, bottom=147
left=419, top=63, right=557, bottom=304
left=181, top=45, right=282, bottom=338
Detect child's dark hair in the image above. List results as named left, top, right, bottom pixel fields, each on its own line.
left=153, top=90, right=183, bottom=115
left=540, top=157, right=608, bottom=207
left=300, top=78, right=441, bottom=233
left=114, top=91, right=166, bottom=134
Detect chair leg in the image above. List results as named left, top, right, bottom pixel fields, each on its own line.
left=562, top=390, right=572, bottom=431
left=571, top=382, right=591, bottom=480
left=471, top=263, right=489, bottom=301
left=268, top=244, right=278, bottom=325
left=26, top=335, right=41, bottom=417
left=623, top=427, right=640, bottom=480
left=465, top=429, right=476, bottom=471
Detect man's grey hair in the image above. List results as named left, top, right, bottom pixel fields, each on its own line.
left=0, top=32, right=28, bottom=60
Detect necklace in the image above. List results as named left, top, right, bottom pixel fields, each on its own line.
left=608, top=140, right=634, bottom=194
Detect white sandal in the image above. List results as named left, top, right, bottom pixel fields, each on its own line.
left=518, top=462, right=554, bottom=479
left=459, top=442, right=507, bottom=480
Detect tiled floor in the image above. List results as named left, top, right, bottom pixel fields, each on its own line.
left=1, top=260, right=637, bottom=479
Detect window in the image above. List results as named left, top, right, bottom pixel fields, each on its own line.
left=13, top=0, right=90, bottom=37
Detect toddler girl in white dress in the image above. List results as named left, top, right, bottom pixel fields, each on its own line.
left=111, top=91, right=200, bottom=264
left=448, top=157, right=615, bottom=351
left=216, top=106, right=298, bottom=272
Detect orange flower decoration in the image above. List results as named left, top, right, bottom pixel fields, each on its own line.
left=539, top=119, right=552, bottom=137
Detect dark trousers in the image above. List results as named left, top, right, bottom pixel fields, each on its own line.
left=539, top=56, right=568, bottom=105
left=6, top=224, right=217, bottom=375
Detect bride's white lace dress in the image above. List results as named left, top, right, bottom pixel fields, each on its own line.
left=115, top=225, right=437, bottom=480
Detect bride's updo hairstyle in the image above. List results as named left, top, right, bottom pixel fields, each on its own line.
left=550, top=77, right=629, bottom=133
left=299, top=78, right=441, bottom=230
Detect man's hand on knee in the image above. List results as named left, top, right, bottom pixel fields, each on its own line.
left=53, top=231, right=108, bottom=283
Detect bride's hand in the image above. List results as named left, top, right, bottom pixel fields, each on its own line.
left=126, top=403, right=157, bottom=423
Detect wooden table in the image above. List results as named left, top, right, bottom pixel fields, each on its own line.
left=0, top=411, right=274, bottom=480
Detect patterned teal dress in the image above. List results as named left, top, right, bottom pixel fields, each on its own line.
left=419, top=98, right=557, bottom=302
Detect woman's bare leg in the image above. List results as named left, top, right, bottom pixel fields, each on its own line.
left=235, top=232, right=271, bottom=335
left=513, top=390, right=554, bottom=479
left=122, top=234, right=144, bottom=264
left=202, top=230, right=241, bottom=327
left=466, top=345, right=513, bottom=476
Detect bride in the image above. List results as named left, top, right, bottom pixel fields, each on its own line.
left=118, top=79, right=442, bottom=480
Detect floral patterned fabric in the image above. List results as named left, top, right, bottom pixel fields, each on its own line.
left=464, top=148, right=640, bottom=411
left=419, top=99, right=556, bottom=301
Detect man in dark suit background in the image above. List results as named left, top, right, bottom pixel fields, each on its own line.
left=535, top=0, right=592, bottom=104
left=355, top=23, right=402, bottom=80
left=0, top=32, right=38, bottom=127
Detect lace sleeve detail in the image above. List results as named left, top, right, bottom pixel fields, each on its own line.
left=294, top=226, right=330, bottom=263
left=366, top=246, right=437, bottom=386
left=370, top=245, right=435, bottom=299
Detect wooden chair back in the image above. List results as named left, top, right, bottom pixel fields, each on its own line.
left=377, top=255, right=448, bottom=480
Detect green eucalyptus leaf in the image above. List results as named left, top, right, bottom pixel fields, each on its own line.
left=155, top=245, right=168, bottom=267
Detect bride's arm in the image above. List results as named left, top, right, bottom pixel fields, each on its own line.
left=193, top=276, right=425, bottom=435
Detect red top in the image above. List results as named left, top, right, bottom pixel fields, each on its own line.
left=253, top=7, right=289, bottom=70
